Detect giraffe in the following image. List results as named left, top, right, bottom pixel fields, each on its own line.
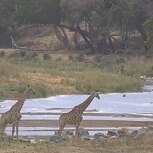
left=0, top=85, right=35, bottom=139
left=58, top=92, right=100, bottom=136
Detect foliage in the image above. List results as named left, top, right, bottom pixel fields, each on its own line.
left=43, top=53, right=51, bottom=60
left=0, top=51, right=5, bottom=57
left=0, top=0, right=152, bottom=51
left=1, top=51, right=151, bottom=99
left=0, top=0, right=16, bottom=28
left=74, top=70, right=141, bottom=93
left=16, top=0, right=61, bottom=25
left=144, top=17, right=153, bottom=48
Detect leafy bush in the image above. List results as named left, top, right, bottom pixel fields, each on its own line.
left=76, top=54, right=85, bottom=62
left=74, top=70, right=141, bottom=93
left=8, top=51, right=21, bottom=58
left=33, top=83, right=48, bottom=97
left=144, top=17, right=153, bottom=48
left=20, top=51, right=27, bottom=57
left=43, top=53, right=51, bottom=60
left=68, top=55, right=74, bottom=61
left=0, top=51, right=5, bottom=57
left=25, top=52, right=38, bottom=60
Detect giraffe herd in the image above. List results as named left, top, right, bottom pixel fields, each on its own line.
left=0, top=86, right=101, bottom=139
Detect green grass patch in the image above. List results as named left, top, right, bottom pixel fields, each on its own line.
left=74, top=70, right=141, bottom=93
left=0, top=51, right=151, bottom=100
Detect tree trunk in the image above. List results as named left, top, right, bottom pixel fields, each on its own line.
left=57, top=24, right=97, bottom=53
left=136, top=25, right=148, bottom=51
left=108, top=35, right=115, bottom=53
left=77, top=25, right=96, bottom=53
left=73, top=32, right=80, bottom=49
left=53, top=26, right=71, bottom=49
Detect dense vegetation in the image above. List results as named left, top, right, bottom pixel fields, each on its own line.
left=0, top=0, right=153, bottom=53
left=0, top=0, right=153, bottom=99
left=0, top=49, right=152, bottom=99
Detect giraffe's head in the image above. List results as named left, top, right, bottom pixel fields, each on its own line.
left=23, top=85, right=35, bottom=98
left=92, top=92, right=100, bottom=100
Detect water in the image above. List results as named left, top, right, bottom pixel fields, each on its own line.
left=0, top=92, right=153, bottom=114
left=5, top=127, right=142, bottom=136
left=1, top=91, right=153, bottom=136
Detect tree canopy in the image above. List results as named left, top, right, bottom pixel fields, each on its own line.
left=0, top=0, right=153, bottom=52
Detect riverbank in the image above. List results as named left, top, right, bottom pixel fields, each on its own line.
left=0, top=91, right=153, bottom=137
left=0, top=49, right=153, bottom=99
left=0, top=131, right=153, bottom=153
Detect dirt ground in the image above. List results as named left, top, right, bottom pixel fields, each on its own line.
left=17, top=120, right=153, bottom=128
left=0, top=135, right=153, bottom=153
left=1, top=115, right=153, bottom=153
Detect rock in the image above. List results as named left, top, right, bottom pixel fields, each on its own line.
left=123, top=94, right=126, bottom=97
left=49, top=135, right=64, bottom=143
left=117, top=128, right=129, bottom=138
left=131, top=126, right=153, bottom=139
left=0, top=135, right=14, bottom=142
left=146, top=126, right=153, bottom=132
left=94, top=133, right=105, bottom=139
left=0, top=131, right=7, bottom=136
left=107, top=131, right=117, bottom=137
left=96, top=137, right=104, bottom=143
left=131, top=128, right=146, bottom=138
left=82, top=136, right=93, bottom=141
left=19, top=139, right=31, bottom=143
left=78, top=128, right=89, bottom=137
left=54, top=131, right=59, bottom=136
left=62, top=130, right=74, bottom=137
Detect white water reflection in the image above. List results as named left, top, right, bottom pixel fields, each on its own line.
left=0, top=92, right=153, bottom=114
left=20, top=115, right=153, bottom=122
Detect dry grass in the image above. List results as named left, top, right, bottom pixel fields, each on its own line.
left=0, top=50, right=152, bottom=99
left=0, top=135, right=153, bottom=153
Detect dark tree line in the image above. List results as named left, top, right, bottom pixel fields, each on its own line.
left=0, top=0, right=153, bottom=53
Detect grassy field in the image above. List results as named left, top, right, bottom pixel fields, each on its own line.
left=0, top=49, right=152, bottom=100
left=0, top=135, right=153, bottom=153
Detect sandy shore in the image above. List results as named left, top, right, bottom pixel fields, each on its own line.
left=14, top=120, right=153, bottom=128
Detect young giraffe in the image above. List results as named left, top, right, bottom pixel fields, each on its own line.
left=58, top=92, right=100, bottom=136
left=0, top=85, right=35, bottom=139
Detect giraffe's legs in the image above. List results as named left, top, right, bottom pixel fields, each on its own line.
left=58, top=123, right=66, bottom=137
left=12, top=123, right=15, bottom=139
left=75, top=116, right=82, bottom=136
left=16, top=122, right=19, bottom=140
left=0, top=123, right=7, bottom=134
left=75, top=122, right=81, bottom=136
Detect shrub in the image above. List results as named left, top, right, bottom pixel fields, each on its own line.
left=33, top=83, right=48, bottom=97
left=8, top=51, right=21, bottom=58
left=68, top=55, right=74, bottom=61
left=74, top=70, right=141, bottom=93
left=55, top=57, right=62, bottom=61
left=43, top=53, right=51, bottom=60
left=25, top=52, right=38, bottom=60
left=0, top=51, right=5, bottom=57
left=8, top=50, right=27, bottom=58
left=76, top=54, right=85, bottom=62
left=20, top=51, right=27, bottom=57
left=94, top=55, right=101, bottom=63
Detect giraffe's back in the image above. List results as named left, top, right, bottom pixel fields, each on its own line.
left=60, top=110, right=82, bottom=125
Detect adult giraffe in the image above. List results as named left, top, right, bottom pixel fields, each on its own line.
left=58, top=92, right=100, bottom=136
left=0, top=85, right=35, bottom=139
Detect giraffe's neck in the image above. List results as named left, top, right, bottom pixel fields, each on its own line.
left=10, top=95, right=26, bottom=112
left=76, top=94, right=95, bottom=114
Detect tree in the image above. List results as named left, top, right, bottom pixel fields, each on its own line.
left=16, top=0, right=61, bottom=25
left=144, top=17, right=153, bottom=48
left=0, top=0, right=17, bottom=47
